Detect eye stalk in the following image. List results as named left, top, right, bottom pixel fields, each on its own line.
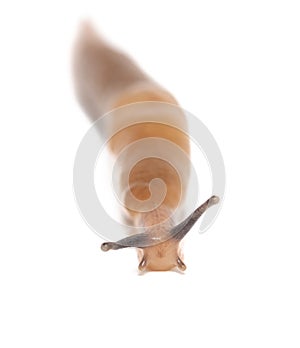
left=101, top=242, right=126, bottom=251
left=100, top=195, right=220, bottom=251
left=171, top=195, right=219, bottom=242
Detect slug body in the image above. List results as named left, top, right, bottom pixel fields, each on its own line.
left=73, top=23, right=217, bottom=271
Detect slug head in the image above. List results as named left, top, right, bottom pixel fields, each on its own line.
left=137, top=239, right=186, bottom=272
left=101, top=195, right=219, bottom=272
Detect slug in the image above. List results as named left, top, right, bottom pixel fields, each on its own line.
left=73, top=22, right=219, bottom=272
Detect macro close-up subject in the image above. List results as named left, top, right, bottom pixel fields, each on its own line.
left=1, top=2, right=299, bottom=347
left=72, top=23, right=224, bottom=272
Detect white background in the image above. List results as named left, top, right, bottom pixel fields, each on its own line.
left=1, top=1, right=299, bottom=347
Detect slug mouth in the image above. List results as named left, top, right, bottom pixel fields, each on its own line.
left=101, top=195, right=220, bottom=251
